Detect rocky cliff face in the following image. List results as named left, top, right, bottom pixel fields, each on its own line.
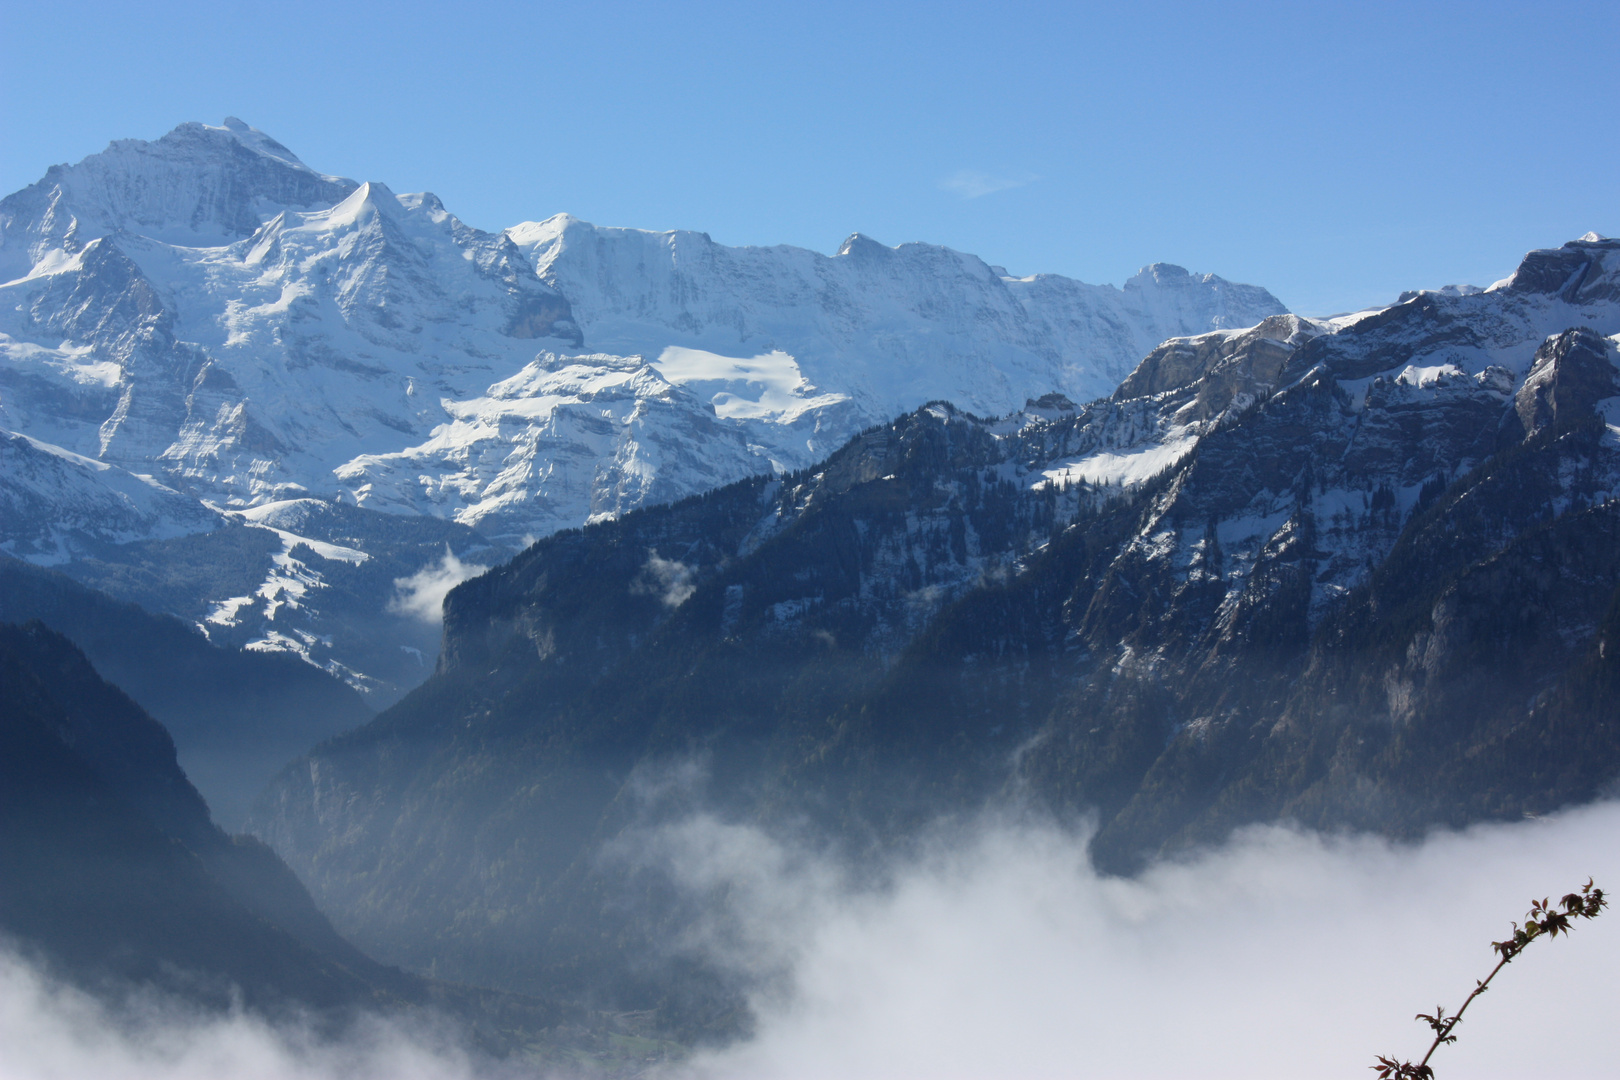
left=249, top=236, right=1620, bottom=1013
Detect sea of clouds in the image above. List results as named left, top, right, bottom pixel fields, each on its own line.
left=3, top=801, right=1617, bottom=1079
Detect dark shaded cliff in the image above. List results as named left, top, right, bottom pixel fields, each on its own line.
left=0, top=556, right=372, bottom=827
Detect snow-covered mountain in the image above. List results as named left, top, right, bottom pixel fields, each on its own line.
left=507, top=216, right=1283, bottom=463
left=0, top=139, right=581, bottom=534
left=1, top=119, right=1284, bottom=549
left=0, top=427, right=224, bottom=560
left=0, top=118, right=1283, bottom=695
left=1051, top=233, right=1620, bottom=619
left=0, top=117, right=356, bottom=280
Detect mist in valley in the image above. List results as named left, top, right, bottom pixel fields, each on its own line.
left=4, top=800, right=1616, bottom=1080
left=0, top=952, right=481, bottom=1080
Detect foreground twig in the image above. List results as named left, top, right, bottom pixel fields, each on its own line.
left=1371, top=878, right=1606, bottom=1079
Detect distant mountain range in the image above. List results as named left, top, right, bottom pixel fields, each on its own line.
left=0, top=119, right=1282, bottom=539
left=0, top=119, right=1282, bottom=696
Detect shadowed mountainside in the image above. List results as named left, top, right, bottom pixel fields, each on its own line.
left=252, top=238, right=1620, bottom=1027
left=0, top=556, right=372, bottom=828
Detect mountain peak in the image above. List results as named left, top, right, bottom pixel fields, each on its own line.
left=1501, top=235, right=1620, bottom=299
left=127, top=118, right=337, bottom=183
left=316, top=180, right=401, bottom=229
left=1125, top=263, right=1195, bottom=289
left=212, top=117, right=312, bottom=171
left=836, top=232, right=889, bottom=258
left=0, top=119, right=358, bottom=276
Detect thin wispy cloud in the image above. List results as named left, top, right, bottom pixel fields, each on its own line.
left=631, top=549, right=698, bottom=608
left=387, top=547, right=487, bottom=623
left=939, top=169, right=1036, bottom=199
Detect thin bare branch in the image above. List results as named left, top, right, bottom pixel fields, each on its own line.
left=1370, top=879, right=1605, bottom=1078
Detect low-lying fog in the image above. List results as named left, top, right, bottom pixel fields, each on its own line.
left=5, top=801, right=1618, bottom=1079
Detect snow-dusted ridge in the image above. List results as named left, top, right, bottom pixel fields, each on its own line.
left=0, top=426, right=224, bottom=562
left=507, top=214, right=1286, bottom=456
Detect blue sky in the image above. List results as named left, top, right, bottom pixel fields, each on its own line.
left=2, top=0, right=1615, bottom=314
